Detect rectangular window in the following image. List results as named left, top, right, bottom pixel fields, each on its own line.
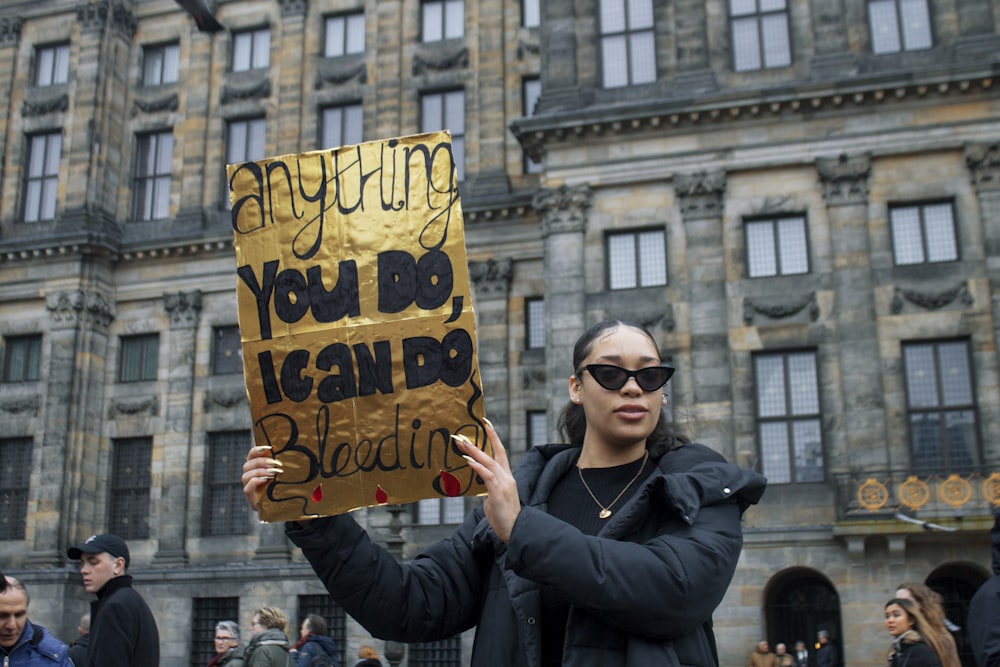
left=142, top=42, right=179, bottom=85
left=525, top=297, right=545, bottom=349
left=119, top=333, right=159, bottom=382
left=421, top=90, right=465, bottom=181
left=869, top=0, right=932, bottom=54
left=133, top=131, right=173, bottom=221
left=607, top=228, right=667, bottom=290
left=415, top=497, right=466, bottom=525
left=232, top=27, right=270, bottom=71
left=523, top=0, right=540, bottom=27
left=35, top=43, right=70, bottom=86
left=325, top=12, right=365, bottom=57
left=890, top=201, right=958, bottom=265
left=226, top=118, right=266, bottom=208
left=204, top=431, right=251, bottom=536
left=730, top=0, right=792, bottom=72
left=522, top=78, right=542, bottom=174
left=297, top=595, right=347, bottom=667
left=109, top=437, right=152, bottom=539
left=745, top=216, right=809, bottom=277
left=754, top=351, right=824, bottom=484
left=23, top=132, right=62, bottom=223
left=599, top=0, right=656, bottom=88
left=422, top=0, right=464, bottom=41
left=0, top=437, right=32, bottom=540
left=410, top=636, right=462, bottom=667
left=3, top=335, right=42, bottom=383
left=212, top=326, right=243, bottom=375
left=903, top=340, right=979, bottom=473
left=321, top=104, right=364, bottom=149
left=528, top=411, right=547, bottom=449
left=191, top=597, right=239, bottom=667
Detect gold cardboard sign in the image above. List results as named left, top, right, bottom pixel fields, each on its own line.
left=228, top=131, right=489, bottom=522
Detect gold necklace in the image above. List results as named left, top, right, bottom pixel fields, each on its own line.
left=577, top=449, right=650, bottom=519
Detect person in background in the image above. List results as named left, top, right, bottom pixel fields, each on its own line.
left=794, top=639, right=810, bottom=667
left=884, top=597, right=943, bottom=667
left=243, top=319, right=767, bottom=666
left=290, top=614, right=337, bottom=667
left=244, top=607, right=293, bottom=667
left=967, top=510, right=1000, bottom=667
left=895, top=581, right=961, bottom=667
left=67, top=612, right=89, bottom=667
left=776, top=642, right=794, bottom=667
left=67, top=533, right=159, bottom=667
left=815, top=631, right=838, bottom=667
left=208, top=620, right=243, bottom=667
left=0, top=575, right=73, bottom=666
left=747, top=640, right=779, bottom=667
left=353, top=646, right=382, bottom=667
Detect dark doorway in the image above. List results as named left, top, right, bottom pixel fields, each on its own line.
left=767, top=568, right=843, bottom=666
left=927, top=564, right=990, bottom=667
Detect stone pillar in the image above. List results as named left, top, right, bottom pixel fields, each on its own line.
left=675, top=171, right=732, bottom=453
left=533, top=185, right=591, bottom=420
left=469, top=258, right=513, bottom=429
left=275, top=0, right=307, bottom=151
left=672, top=0, right=717, bottom=94
left=463, top=0, right=510, bottom=196
left=809, top=0, right=856, bottom=75
left=816, top=154, right=886, bottom=470
left=46, top=287, right=115, bottom=564
left=154, top=291, right=202, bottom=565
left=535, top=0, right=585, bottom=113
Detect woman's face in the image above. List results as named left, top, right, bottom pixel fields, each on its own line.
left=885, top=603, right=914, bottom=637
left=250, top=615, right=266, bottom=636
left=214, top=629, right=238, bottom=655
left=570, top=325, right=665, bottom=450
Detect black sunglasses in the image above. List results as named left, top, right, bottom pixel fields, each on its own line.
left=576, top=364, right=675, bottom=392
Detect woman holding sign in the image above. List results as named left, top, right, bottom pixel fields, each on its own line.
left=243, top=319, right=766, bottom=666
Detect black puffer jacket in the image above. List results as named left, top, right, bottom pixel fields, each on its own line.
left=287, top=442, right=766, bottom=667
left=968, top=510, right=1000, bottom=667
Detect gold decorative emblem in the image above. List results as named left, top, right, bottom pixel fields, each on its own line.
left=983, top=473, right=1000, bottom=506
left=938, top=474, right=972, bottom=508
left=898, top=476, right=930, bottom=510
left=858, top=477, right=889, bottom=510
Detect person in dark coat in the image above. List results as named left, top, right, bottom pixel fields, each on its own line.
left=67, top=612, right=89, bottom=667
left=243, top=319, right=767, bottom=667
left=290, top=614, right=337, bottom=667
left=815, top=631, right=838, bottom=667
left=885, top=598, right=944, bottom=667
left=67, top=533, right=160, bottom=667
left=968, top=510, right=1000, bottom=667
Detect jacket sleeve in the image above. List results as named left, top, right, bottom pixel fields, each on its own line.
left=286, top=508, right=492, bottom=642
left=504, top=464, right=753, bottom=641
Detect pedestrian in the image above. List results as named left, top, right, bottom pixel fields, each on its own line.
left=209, top=620, right=244, bottom=666
left=244, top=607, right=293, bottom=667
left=967, top=510, right=1000, bottom=667
left=895, top=582, right=961, bottom=667
left=815, top=630, right=838, bottom=667
left=794, top=640, right=810, bottom=667
left=353, top=646, right=382, bottom=667
left=243, top=318, right=767, bottom=666
left=747, top=639, right=779, bottom=667
left=67, top=612, right=89, bottom=667
left=885, top=597, right=943, bottom=667
left=776, top=642, right=794, bottom=667
left=0, top=575, right=73, bottom=666
left=290, top=614, right=337, bottom=667
left=67, top=533, right=160, bottom=667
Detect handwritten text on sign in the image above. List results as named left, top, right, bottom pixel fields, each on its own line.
left=229, top=131, right=488, bottom=522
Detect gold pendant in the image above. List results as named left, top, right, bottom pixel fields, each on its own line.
left=599, top=509, right=612, bottom=519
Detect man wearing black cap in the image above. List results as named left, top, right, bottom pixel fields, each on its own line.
left=67, top=533, right=160, bottom=667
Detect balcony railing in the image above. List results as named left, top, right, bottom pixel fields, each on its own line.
left=832, top=468, right=1000, bottom=522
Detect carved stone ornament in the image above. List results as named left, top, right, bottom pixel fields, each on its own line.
left=816, top=153, right=871, bottom=206
left=46, top=290, right=116, bottom=330
left=517, top=36, right=540, bottom=60
left=107, top=396, right=159, bottom=418
left=315, top=62, right=367, bottom=88
left=675, top=171, right=726, bottom=220
left=469, top=257, right=513, bottom=300
left=77, top=1, right=136, bottom=38
left=0, top=396, right=40, bottom=416
left=0, top=17, right=21, bottom=46
left=743, top=291, right=818, bottom=325
left=277, top=0, right=307, bottom=17
left=638, top=305, right=676, bottom=333
left=965, top=142, right=1000, bottom=192
left=221, top=77, right=271, bottom=104
left=203, top=387, right=248, bottom=411
left=133, top=93, right=179, bottom=116
left=890, top=282, right=972, bottom=314
left=22, top=93, right=68, bottom=117
left=164, top=291, right=203, bottom=329
left=413, top=46, right=469, bottom=75
left=533, top=184, right=592, bottom=236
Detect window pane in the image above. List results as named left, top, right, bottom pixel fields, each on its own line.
left=442, top=496, right=465, bottom=523
left=600, top=0, right=627, bottom=33
left=247, top=119, right=266, bottom=160
left=444, top=0, right=464, bottom=38
left=526, top=298, right=545, bottom=349
left=890, top=206, right=924, bottom=264
left=423, top=2, right=443, bottom=41
left=143, top=47, right=164, bottom=85
left=637, top=230, right=666, bottom=286
left=523, top=0, right=540, bottom=27
left=528, top=411, right=547, bottom=448
left=343, top=104, right=364, bottom=144
left=0, top=437, right=32, bottom=540
left=629, top=31, right=656, bottom=84
left=760, top=0, right=787, bottom=11
left=923, top=203, right=957, bottom=262
left=608, top=233, right=637, bottom=289
left=730, top=0, right=757, bottom=16
left=110, top=438, right=152, bottom=539
left=205, top=431, right=250, bottom=535
left=869, top=0, right=902, bottom=54
left=761, top=13, right=791, bottom=67
left=326, top=16, right=346, bottom=56
left=756, top=355, right=787, bottom=417
left=53, top=45, right=69, bottom=83
left=747, top=221, right=776, bottom=277
left=213, top=326, right=244, bottom=375
left=3, top=335, right=42, bottom=382
left=900, top=0, right=932, bottom=50
left=937, top=342, right=972, bottom=406
left=602, top=35, right=629, bottom=87
left=417, top=498, right=439, bottom=524
left=787, top=353, right=819, bottom=415
left=760, top=422, right=791, bottom=483
left=911, top=412, right=943, bottom=471
left=792, top=420, right=824, bottom=482
left=36, top=47, right=54, bottom=86
left=253, top=30, right=270, bottom=68
left=346, top=14, right=366, bottom=53
left=943, top=410, right=978, bottom=470
left=732, top=17, right=761, bottom=71
left=628, top=0, right=654, bottom=28
left=904, top=344, right=938, bottom=408
left=232, top=33, right=252, bottom=71
left=777, top=217, right=809, bottom=274
left=163, top=44, right=179, bottom=83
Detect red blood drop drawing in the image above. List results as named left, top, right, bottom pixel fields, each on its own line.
left=440, top=470, right=461, bottom=497
left=375, top=486, right=388, bottom=504
left=311, top=485, right=323, bottom=503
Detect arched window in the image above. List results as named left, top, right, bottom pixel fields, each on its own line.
left=766, top=568, right=843, bottom=664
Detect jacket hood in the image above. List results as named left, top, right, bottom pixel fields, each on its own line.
left=249, top=627, right=290, bottom=648
left=307, top=633, right=338, bottom=654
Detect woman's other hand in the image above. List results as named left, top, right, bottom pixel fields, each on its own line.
left=454, top=419, right=520, bottom=543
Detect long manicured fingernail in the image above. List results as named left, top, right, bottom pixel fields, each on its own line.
left=453, top=434, right=475, bottom=447
left=461, top=454, right=475, bottom=463
left=265, top=468, right=283, bottom=475
left=265, top=458, right=282, bottom=466
left=253, top=445, right=273, bottom=452
left=483, top=417, right=494, bottom=430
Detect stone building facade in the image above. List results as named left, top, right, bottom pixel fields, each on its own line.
left=0, top=0, right=998, bottom=666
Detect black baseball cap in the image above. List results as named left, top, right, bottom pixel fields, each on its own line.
left=67, top=534, right=130, bottom=568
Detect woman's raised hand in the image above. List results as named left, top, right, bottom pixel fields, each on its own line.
left=242, top=445, right=281, bottom=513
left=454, top=419, right=520, bottom=543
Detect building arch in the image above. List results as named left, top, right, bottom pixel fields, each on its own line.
left=925, top=562, right=990, bottom=667
left=765, top=567, right=843, bottom=663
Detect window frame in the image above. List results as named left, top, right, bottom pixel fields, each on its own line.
left=0, top=437, right=33, bottom=540
left=141, top=42, right=180, bottom=86
left=297, top=595, right=348, bottom=667
left=522, top=77, right=542, bottom=174
left=231, top=27, right=271, bottom=72
left=132, top=130, right=174, bottom=221
left=527, top=410, right=547, bottom=449
left=212, top=325, right=243, bottom=375
left=525, top=297, right=545, bottom=349
left=868, top=0, right=933, bottom=54
left=414, top=496, right=466, bottom=525
left=34, top=43, right=70, bottom=87
left=599, top=0, right=656, bottom=89
left=118, top=333, right=159, bottom=383
left=321, top=103, right=364, bottom=149
left=191, top=597, right=239, bottom=667
left=203, top=431, right=251, bottom=536
left=522, top=0, right=541, bottom=28
left=729, top=0, right=792, bottom=72
left=22, top=131, right=62, bottom=223
left=109, top=437, right=153, bottom=540
left=421, top=0, right=464, bottom=42
left=324, top=11, right=366, bottom=57
left=606, top=227, right=668, bottom=290
left=753, top=350, right=825, bottom=484
left=744, top=214, right=810, bottom=278
left=2, top=334, right=42, bottom=383
left=409, top=636, right=463, bottom=667
left=889, top=200, right=959, bottom=266
left=225, top=117, right=267, bottom=208
left=420, top=89, right=465, bottom=181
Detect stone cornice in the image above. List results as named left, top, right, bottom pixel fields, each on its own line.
left=512, top=73, right=995, bottom=161
left=0, top=238, right=232, bottom=264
